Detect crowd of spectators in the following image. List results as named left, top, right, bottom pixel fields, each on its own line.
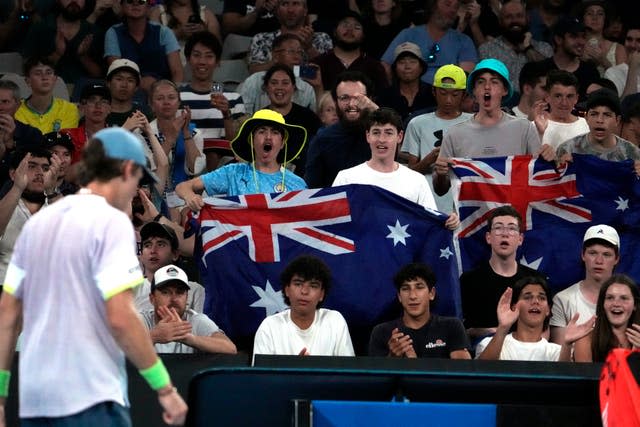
left=0, top=0, right=639, bottom=359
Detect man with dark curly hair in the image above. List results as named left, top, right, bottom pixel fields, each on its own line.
left=252, top=255, right=354, bottom=357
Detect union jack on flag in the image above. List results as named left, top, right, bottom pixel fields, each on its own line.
left=198, top=189, right=355, bottom=264
left=450, top=154, right=640, bottom=293
left=451, top=155, right=591, bottom=238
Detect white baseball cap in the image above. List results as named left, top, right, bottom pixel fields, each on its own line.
left=151, top=264, right=189, bottom=291
left=106, top=58, right=141, bottom=81
left=583, top=224, right=620, bottom=248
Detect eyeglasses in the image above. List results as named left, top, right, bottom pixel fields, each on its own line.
left=336, top=94, right=360, bottom=103
left=124, top=0, right=147, bottom=5
left=491, top=225, right=520, bottom=236
left=427, top=43, right=440, bottom=63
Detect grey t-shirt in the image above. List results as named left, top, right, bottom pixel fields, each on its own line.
left=141, top=308, right=221, bottom=353
left=440, top=113, right=541, bottom=158
left=402, top=111, right=472, bottom=212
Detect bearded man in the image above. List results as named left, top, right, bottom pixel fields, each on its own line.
left=304, top=70, right=379, bottom=188
left=478, top=0, right=552, bottom=98
left=21, top=0, right=104, bottom=83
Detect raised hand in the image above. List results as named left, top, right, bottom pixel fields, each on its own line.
left=564, top=313, right=596, bottom=345
left=496, top=287, right=519, bottom=330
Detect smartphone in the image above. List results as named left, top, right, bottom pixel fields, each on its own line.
left=188, top=14, right=201, bottom=24
left=300, top=64, right=317, bottom=80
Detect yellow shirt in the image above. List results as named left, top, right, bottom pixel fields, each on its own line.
left=15, top=98, right=79, bottom=134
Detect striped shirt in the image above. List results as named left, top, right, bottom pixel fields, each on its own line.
left=179, top=85, right=246, bottom=141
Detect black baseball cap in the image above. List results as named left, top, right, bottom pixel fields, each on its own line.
left=140, top=222, right=179, bottom=250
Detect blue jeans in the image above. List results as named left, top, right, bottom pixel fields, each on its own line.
left=21, top=401, right=131, bottom=427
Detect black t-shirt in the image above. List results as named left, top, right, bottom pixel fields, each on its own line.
left=106, top=104, right=153, bottom=128
left=368, top=315, right=470, bottom=358
left=222, top=0, right=279, bottom=36
left=460, top=262, right=544, bottom=328
left=283, top=103, right=321, bottom=177
left=537, top=58, right=600, bottom=101
left=362, top=16, right=410, bottom=60
left=376, top=82, right=437, bottom=122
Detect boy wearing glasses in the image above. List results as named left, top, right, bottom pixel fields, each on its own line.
left=63, top=83, right=112, bottom=164
left=459, top=205, right=544, bottom=341
left=239, top=33, right=317, bottom=114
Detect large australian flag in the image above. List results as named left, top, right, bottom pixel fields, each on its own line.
left=188, top=184, right=460, bottom=341
left=451, top=154, right=640, bottom=293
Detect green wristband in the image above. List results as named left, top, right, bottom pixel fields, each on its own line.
left=0, top=369, right=10, bottom=398
left=139, top=359, right=170, bottom=391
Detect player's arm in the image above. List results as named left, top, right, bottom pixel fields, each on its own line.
left=0, top=292, right=22, bottom=422
left=106, top=289, right=187, bottom=425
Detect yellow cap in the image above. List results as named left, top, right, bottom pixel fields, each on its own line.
left=433, top=64, right=467, bottom=90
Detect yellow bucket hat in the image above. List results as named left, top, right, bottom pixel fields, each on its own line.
left=230, top=109, right=308, bottom=164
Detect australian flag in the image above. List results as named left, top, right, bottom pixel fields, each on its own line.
left=451, top=154, right=640, bottom=293
left=188, top=184, right=460, bottom=342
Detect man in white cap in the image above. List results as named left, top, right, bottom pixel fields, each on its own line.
left=549, top=224, right=620, bottom=344
left=0, top=128, right=187, bottom=425
left=105, top=58, right=153, bottom=127
left=141, top=264, right=237, bottom=354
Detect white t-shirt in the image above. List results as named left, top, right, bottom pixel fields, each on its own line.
left=475, top=333, right=561, bottom=361
left=253, top=308, right=355, bottom=358
left=511, top=106, right=528, bottom=119
left=333, top=162, right=438, bottom=211
left=550, top=281, right=596, bottom=328
left=134, top=278, right=205, bottom=313
left=604, top=63, right=640, bottom=97
left=5, top=194, right=144, bottom=417
left=541, top=118, right=590, bottom=150
left=401, top=111, right=472, bottom=212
